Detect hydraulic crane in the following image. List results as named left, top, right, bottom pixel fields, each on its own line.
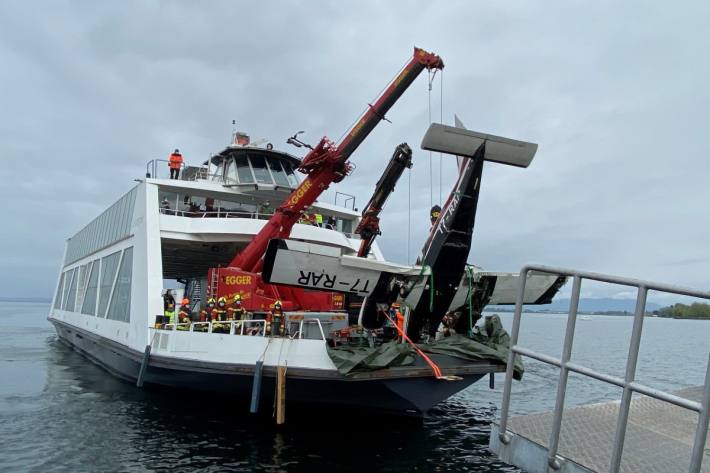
left=355, top=143, right=413, bottom=257
left=207, top=47, right=444, bottom=312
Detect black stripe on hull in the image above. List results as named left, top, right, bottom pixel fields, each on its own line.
left=50, top=319, right=487, bottom=416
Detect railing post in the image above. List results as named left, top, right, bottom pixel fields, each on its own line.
left=546, top=275, right=582, bottom=469
left=689, top=353, right=710, bottom=473
left=609, top=286, right=647, bottom=473
left=499, top=266, right=531, bottom=443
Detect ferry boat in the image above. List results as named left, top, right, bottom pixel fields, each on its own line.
left=47, top=48, right=564, bottom=416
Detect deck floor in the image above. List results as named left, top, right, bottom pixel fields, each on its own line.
left=490, top=386, right=709, bottom=473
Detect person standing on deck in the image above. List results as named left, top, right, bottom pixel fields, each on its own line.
left=168, top=149, right=183, bottom=179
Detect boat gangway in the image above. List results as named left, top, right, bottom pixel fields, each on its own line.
left=489, top=265, right=710, bottom=473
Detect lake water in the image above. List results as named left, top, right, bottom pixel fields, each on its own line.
left=1, top=302, right=708, bottom=472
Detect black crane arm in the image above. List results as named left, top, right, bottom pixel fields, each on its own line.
left=355, top=143, right=413, bottom=257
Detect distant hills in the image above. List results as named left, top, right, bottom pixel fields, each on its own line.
left=0, top=297, right=52, bottom=303
left=489, top=297, right=661, bottom=314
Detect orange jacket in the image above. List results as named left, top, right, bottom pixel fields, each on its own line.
left=395, top=310, right=404, bottom=331
left=169, top=152, right=183, bottom=169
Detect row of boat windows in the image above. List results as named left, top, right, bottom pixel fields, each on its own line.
left=214, top=154, right=299, bottom=187
left=157, top=191, right=354, bottom=234
left=54, top=247, right=134, bottom=323
left=65, top=187, right=137, bottom=265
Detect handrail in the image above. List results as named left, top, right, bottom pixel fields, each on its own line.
left=298, top=318, right=327, bottom=341
left=496, top=264, right=710, bottom=473
left=155, top=319, right=267, bottom=336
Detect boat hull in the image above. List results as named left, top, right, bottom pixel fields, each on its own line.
left=51, top=319, right=491, bottom=416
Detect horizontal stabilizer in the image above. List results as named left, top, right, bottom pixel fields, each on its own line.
left=421, top=123, right=537, bottom=168
left=263, top=239, right=424, bottom=295
left=448, top=269, right=567, bottom=313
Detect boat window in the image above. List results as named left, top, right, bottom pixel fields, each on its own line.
left=266, top=156, right=290, bottom=187
left=158, top=190, right=178, bottom=214
left=61, top=268, right=74, bottom=310
left=107, top=247, right=133, bottom=323
left=75, top=263, right=89, bottom=312
left=81, top=260, right=100, bottom=316
left=339, top=219, right=353, bottom=235
left=98, top=251, right=121, bottom=317
left=282, top=161, right=299, bottom=187
left=63, top=268, right=79, bottom=312
left=54, top=272, right=65, bottom=310
left=235, top=155, right=254, bottom=183
left=248, top=154, right=273, bottom=184
left=225, top=159, right=237, bottom=185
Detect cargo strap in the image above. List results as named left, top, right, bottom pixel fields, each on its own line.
left=383, top=310, right=460, bottom=381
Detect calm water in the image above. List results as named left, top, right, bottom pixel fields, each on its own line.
left=1, top=302, right=708, bottom=472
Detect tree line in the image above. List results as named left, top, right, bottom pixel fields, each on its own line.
left=654, top=302, right=710, bottom=319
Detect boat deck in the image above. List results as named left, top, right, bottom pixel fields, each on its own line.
left=490, top=386, right=709, bottom=472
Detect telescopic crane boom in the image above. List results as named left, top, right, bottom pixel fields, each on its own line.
left=231, top=48, right=444, bottom=272
left=355, top=143, right=413, bottom=257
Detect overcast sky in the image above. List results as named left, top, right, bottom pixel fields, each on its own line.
left=1, top=1, right=708, bottom=303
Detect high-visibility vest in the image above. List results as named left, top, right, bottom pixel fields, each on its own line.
left=165, top=310, right=175, bottom=324
left=315, top=213, right=323, bottom=225
left=168, top=153, right=183, bottom=169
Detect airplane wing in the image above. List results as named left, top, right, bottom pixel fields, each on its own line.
left=448, top=268, right=567, bottom=313
left=262, top=239, right=424, bottom=295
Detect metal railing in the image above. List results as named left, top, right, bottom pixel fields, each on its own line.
left=159, top=319, right=267, bottom=336
left=497, top=264, right=710, bottom=473
left=297, top=318, right=328, bottom=341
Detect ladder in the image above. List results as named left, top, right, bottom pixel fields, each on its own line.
left=208, top=268, right=220, bottom=300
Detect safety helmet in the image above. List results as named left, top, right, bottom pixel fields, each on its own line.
left=218, top=297, right=227, bottom=306
left=174, top=148, right=180, bottom=153
left=207, top=297, right=216, bottom=305
left=274, top=300, right=282, bottom=310
left=182, top=298, right=189, bottom=305
left=233, top=294, right=242, bottom=302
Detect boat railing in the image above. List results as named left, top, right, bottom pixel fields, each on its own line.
left=297, top=318, right=327, bottom=341
left=496, top=264, right=710, bottom=473
left=158, top=319, right=268, bottom=336
left=157, top=207, right=358, bottom=237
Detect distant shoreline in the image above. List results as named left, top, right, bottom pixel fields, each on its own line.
left=487, top=308, right=709, bottom=320
left=0, top=297, right=51, bottom=303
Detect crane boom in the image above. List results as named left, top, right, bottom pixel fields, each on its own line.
left=355, top=143, right=413, bottom=257
left=231, top=47, right=443, bottom=272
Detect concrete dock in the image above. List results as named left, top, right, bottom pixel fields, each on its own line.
left=490, top=386, right=709, bottom=472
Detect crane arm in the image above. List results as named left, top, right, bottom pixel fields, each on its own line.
left=355, top=143, right=412, bottom=257
left=231, top=47, right=443, bottom=272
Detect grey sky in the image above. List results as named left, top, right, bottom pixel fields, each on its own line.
left=1, top=1, right=708, bottom=303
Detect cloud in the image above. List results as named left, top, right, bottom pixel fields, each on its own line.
left=1, top=0, right=709, bottom=303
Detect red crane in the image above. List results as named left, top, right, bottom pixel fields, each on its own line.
left=208, top=47, right=444, bottom=312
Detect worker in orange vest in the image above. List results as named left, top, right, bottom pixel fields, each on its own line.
left=391, top=303, right=404, bottom=342
left=168, top=148, right=183, bottom=180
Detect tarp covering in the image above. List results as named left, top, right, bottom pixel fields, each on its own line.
left=327, top=315, right=524, bottom=380
left=422, top=315, right=524, bottom=380
left=327, top=341, right=416, bottom=375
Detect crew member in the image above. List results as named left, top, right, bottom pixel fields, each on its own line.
left=177, top=298, right=191, bottom=330
left=163, top=289, right=175, bottom=312
left=164, top=302, right=176, bottom=327
left=314, top=213, right=323, bottom=227
left=168, top=149, right=184, bottom=180
left=269, top=301, right=285, bottom=337
left=395, top=304, right=405, bottom=341
left=213, top=297, right=229, bottom=333
left=326, top=216, right=337, bottom=230
left=228, top=294, right=247, bottom=333
left=430, top=205, right=441, bottom=226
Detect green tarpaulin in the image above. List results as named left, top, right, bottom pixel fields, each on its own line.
left=327, top=315, right=524, bottom=380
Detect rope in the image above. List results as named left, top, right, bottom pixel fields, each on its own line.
left=439, top=70, right=443, bottom=205
left=382, top=310, right=456, bottom=380
left=464, top=265, right=475, bottom=337
left=419, top=265, right=434, bottom=312
left=428, top=70, right=433, bottom=210
left=407, top=165, right=411, bottom=264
